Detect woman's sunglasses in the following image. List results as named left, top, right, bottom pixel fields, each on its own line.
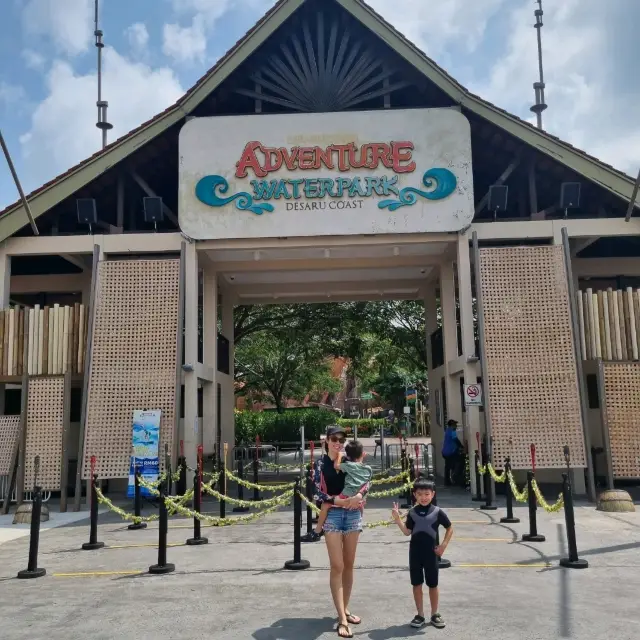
left=329, top=435, right=346, bottom=444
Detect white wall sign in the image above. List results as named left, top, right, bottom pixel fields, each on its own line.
left=464, top=384, right=483, bottom=407
left=178, top=108, right=474, bottom=240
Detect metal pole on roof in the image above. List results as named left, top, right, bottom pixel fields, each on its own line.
left=530, top=0, right=548, bottom=129
left=94, top=0, right=112, bottom=149
left=0, top=129, right=39, bottom=235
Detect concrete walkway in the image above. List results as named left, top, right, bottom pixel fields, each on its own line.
left=0, top=491, right=638, bottom=639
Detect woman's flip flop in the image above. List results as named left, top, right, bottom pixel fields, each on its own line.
left=337, top=623, right=353, bottom=638
left=345, top=612, right=361, bottom=625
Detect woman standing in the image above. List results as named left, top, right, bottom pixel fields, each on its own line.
left=313, top=426, right=371, bottom=638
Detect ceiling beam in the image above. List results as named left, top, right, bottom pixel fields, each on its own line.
left=60, top=253, right=88, bottom=272
left=210, top=254, right=443, bottom=273
left=232, top=278, right=425, bottom=298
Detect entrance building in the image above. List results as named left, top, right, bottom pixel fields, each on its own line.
left=0, top=0, right=638, bottom=505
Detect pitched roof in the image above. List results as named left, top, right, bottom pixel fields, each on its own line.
left=0, top=0, right=636, bottom=239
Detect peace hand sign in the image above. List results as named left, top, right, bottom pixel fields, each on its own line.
left=391, top=502, right=401, bottom=521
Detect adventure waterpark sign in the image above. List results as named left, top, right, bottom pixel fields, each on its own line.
left=178, top=109, right=473, bottom=240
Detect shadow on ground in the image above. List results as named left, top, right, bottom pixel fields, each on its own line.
left=252, top=616, right=335, bottom=639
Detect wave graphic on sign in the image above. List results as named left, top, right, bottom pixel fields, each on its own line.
left=195, top=175, right=274, bottom=215
left=377, top=168, right=457, bottom=211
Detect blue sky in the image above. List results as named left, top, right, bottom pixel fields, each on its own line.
left=1, top=0, right=639, bottom=211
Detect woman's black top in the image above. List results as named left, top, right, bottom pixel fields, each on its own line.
left=321, top=454, right=346, bottom=496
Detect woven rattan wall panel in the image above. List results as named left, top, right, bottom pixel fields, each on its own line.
left=479, top=246, right=586, bottom=469
left=82, top=259, right=179, bottom=479
left=25, top=376, right=65, bottom=490
left=602, top=362, right=640, bottom=479
left=0, top=415, right=21, bottom=475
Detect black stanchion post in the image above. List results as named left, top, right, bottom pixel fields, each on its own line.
left=305, top=465, right=313, bottom=533
left=559, top=445, right=588, bottom=569
left=128, top=467, right=147, bottom=530
left=559, top=472, right=588, bottom=568
left=522, top=471, right=545, bottom=542
left=176, top=456, right=187, bottom=496
left=301, top=464, right=317, bottom=542
left=398, top=446, right=407, bottom=499
left=219, top=457, right=227, bottom=519
left=480, top=453, right=497, bottom=511
left=500, top=458, right=520, bottom=524
left=149, top=479, right=175, bottom=574
left=82, top=474, right=105, bottom=550
left=186, top=469, right=208, bottom=546
left=17, top=485, right=46, bottom=579
left=431, top=493, right=451, bottom=569
left=164, top=444, right=173, bottom=496
left=233, top=457, right=250, bottom=513
left=401, top=457, right=413, bottom=509
left=252, top=457, right=260, bottom=502
left=472, top=450, right=483, bottom=502
left=284, top=479, right=310, bottom=570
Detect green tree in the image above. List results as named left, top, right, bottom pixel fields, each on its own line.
left=235, top=328, right=341, bottom=412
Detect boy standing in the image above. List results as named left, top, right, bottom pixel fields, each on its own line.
left=313, top=440, right=372, bottom=537
left=392, top=478, right=453, bottom=629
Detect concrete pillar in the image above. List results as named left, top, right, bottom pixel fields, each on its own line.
left=440, top=260, right=461, bottom=425
left=183, top=243, right=199, bottom=471
left=424, top=284, right=442, bottom=474
left=220, top=287, right=236, bottom=458
left=202, top=267, right=218, bottom=457
left=457, top=233, right=481, bottom=496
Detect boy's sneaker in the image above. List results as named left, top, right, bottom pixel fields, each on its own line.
left=431, top=613, right=446, bottom=629
left=410, top=615, right=427, bottom=629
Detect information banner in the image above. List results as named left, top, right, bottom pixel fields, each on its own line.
left=127, top=409, right=161, bottom=498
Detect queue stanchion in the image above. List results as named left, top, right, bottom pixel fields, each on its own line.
left=149, top=478, right=175, bottom=574
left=176, top=439, right=187, bottom=497
left=559, top=446, right=588, bottom=569
left=186, top=463, right=208, bottom=546
left=398, top=445, right=407, bottom=499
left=522, top=444, right=545, bottom=542
left=82, top=457, right=105, bottom=551
left=522, top=471, right=545, bottom=542
left=472, top=432, right=483, bottom=502
left=219, top=442, right=228, bottom=519
left=310, top=441, right=318, bottom=524
left=480, top=450, right=497, bottom=511
left=301, top=463, right=316, bottom=542
left=233, top=455, right=250, bottom=513
left=432, top=493, right=451, bottom=569
left=164, top=444, right=173, bottom=496
left=128, top=467, right=147, bottom=530
left=401, top=457, right=414, bottom=509
left=252, top=436, right=261, bottom=502
left=284, top=479, right=310, bottom=570
left=17, top=457, right=46, bottom=579
left=500, top=457, right=520, bottom=524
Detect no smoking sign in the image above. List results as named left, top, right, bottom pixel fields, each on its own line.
left=464, top=384, right=483, bottom=407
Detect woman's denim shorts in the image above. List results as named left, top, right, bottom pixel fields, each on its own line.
left=323, top=506, right=363, bottom=534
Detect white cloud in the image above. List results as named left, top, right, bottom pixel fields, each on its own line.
left=468, top=0, right=640, bottom=175
left=169, top=0, right=233, bottom=25
left=19, top=48, right=184, bottom=187
left=22, top=0, right=93, bottom=57
left=125, top=23, right=150, bottom=51
left=22, top=49, right=47, bottom=71
left=0, top=82, right=27, bottom=106
left=162, top=17, right=208, bottom=64
left=366, top=0, right=507, bottom=58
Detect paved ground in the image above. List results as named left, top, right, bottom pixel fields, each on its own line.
left=1, top=488, right=639, bottom=640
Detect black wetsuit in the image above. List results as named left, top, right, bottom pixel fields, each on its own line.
left=406, top=504, right=451, bottom=587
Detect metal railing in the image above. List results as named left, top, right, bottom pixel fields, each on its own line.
left=0, top=475, right=51, bottom=504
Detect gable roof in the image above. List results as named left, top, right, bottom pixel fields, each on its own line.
left=1, top=0, right=636, bottom=240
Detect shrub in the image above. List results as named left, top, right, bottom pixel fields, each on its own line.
left=235, top=408, right=337, bottom=444
left=336, top=418, right=388, bottom=437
